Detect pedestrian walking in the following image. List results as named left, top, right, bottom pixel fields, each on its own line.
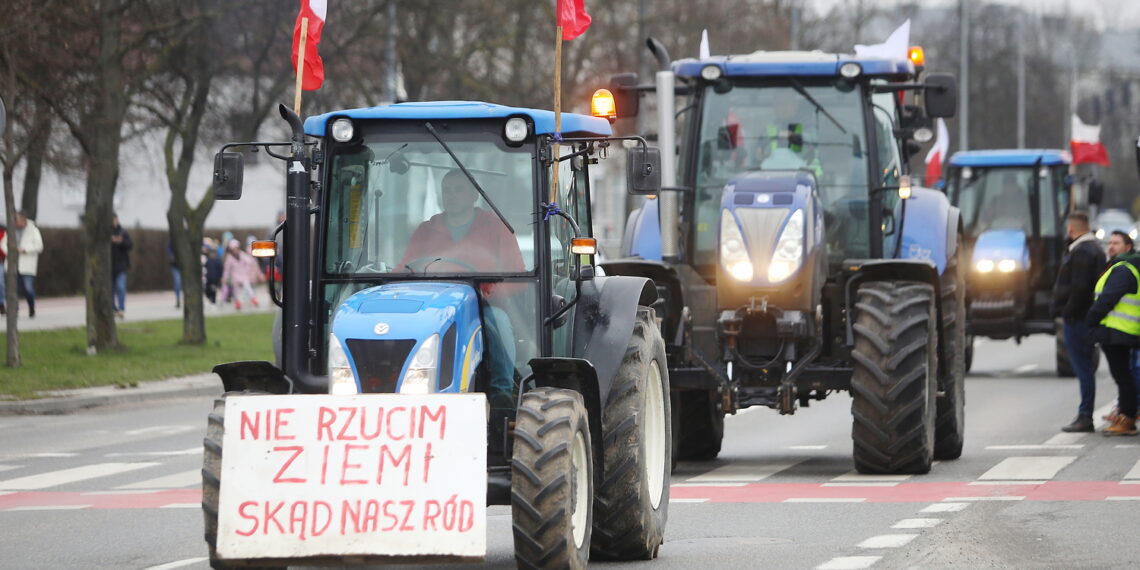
left=221, top=239, right=261, bottom=310
left=167, top=241, right=182, bottom=309
left=0, top=211, right=43, bottom=318
left=202, top=239, right=223, bottom=306
left=111, top=214, right=133, bottom=318
left=1052, top=211, right=1107, bottom=432
left=1086, top=229, right=1140, bottom=436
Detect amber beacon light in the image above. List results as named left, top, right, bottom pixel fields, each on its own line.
left=908, top=46, right=925, bottom=68
left=591, top=89, right=617, bottom=122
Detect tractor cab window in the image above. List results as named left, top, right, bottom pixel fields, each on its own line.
left=952, top=167, right=1035, bottom=236
left=324, top=130, right=536, bottom=277
left=871, top=90, right=903, bottom=255
left=691, top=80, right=870, bottom=273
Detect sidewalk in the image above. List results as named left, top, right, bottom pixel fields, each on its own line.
left=0, top=288, right=274, bottom=415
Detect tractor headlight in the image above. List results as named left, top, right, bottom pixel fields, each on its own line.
left=327, top=334, right=359, bottom=395
left=997, top=259, right=1018, bottom=273
left=975, top=259, right=995, bottom=273
left=720, top=210, right=754, bottom=282
left=400, top=334, right=439, bottom=394
left=768, top=209, right=804, bottom=282
left=1096, top=228, right=1105, bottom=239
left=330, top=118, right=355, bottom=143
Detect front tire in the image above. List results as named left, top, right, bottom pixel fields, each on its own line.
left=935, top=247, right=966, bottom=460
left=674, top=388, right=724, bottom=461
left=591, top=307, right=671, bottom=561
left=511, top=388, right=593, bottom=570
left=850, top=281, right=938, bottom=474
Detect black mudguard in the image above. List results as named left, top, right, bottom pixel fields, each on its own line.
left=528, top=357, right=605, bottom=471
left=571, top=275, right=657, bottom=407
left=212, top=361, right=293, bottom=395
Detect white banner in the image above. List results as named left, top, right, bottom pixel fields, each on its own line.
left=216, top=394, right=487, bottom=560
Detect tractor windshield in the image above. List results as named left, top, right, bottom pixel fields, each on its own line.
left=323, top=123, right=535, bottom=277
left=951, top=167, right=1054, bottom=238
left=689, top=80, right=877, bottom=271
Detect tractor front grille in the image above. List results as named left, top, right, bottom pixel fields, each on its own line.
left=346, top=339, right=416, bottom=394
left=736, top=207, right=789, bottom=267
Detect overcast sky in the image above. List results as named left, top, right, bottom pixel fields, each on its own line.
left=812, top=0, right=1140, bottom=31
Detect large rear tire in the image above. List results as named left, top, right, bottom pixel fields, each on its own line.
left=850, top=281, right=938, bottom=475
left=935, top=247, right=966, bottom=460
left=591, top=307, right=671, bottom=561
left=511, top=388, right=593, bottom=570
left=674, top=388, right=724, bottom=461
left=202, top=395, right=284, bottom=570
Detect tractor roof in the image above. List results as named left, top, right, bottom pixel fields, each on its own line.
left=673, top=50, right=915, bottom=79
left=948, top=149, right=1071, bottom=168
left=304, top=101, right=612, bottom=138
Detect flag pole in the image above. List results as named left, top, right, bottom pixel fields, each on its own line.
left=551, top=24, right=563, bottom=203
left=294, top=17, right=309, bottom=115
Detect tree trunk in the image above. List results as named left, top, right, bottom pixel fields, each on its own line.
left=84, top=2, right=129, bottom=352
left=2, top=164, right=20, bottom=367
left=19, top=101, right=51, bottom=220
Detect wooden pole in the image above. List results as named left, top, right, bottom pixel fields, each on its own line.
left=551, top=26, right=562, bottom=203
left=294, top=17, right=309, bottom=115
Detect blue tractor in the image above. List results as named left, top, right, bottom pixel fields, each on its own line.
left=604, top=40, right=965, bottom=474
left=203, top=101, right=671, bottom=568
left=944, top=149, right=1098, bottom=375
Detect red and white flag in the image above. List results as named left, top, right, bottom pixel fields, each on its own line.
left=924, top=118, right=949, bottom=186
left=1070, top=114, right=1110, bottom=166
left=557, top=0, right=591, bottom=41
left=291, top=0, right=327, bottom=91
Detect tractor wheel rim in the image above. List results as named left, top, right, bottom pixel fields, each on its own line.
left=571, top=429, right=590, bottom=548
left=645, top=358, right=666, bottom=509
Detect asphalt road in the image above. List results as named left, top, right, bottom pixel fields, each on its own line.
left=1, top=334, right=1138, bottom=569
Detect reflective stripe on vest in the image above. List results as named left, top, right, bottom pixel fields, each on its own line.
left=767, top=123, right=803, bottom=153
left=1094, top=260, right=1140, bottom=336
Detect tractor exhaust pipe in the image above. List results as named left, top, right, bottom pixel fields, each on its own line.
left=647, top=38, right=680, bottom=262
left=278, top=103, right=312, bottom=384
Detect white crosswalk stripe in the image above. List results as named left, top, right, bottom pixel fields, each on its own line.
left=1124, top=459, right=1140, bottom=481
left=686, top=459, right=803, bottom=482
left=978, top=456, right=1076, bottom=480
left=115, top=469, right=201, bottom=490
left=0, top=462, right=161, bottom=490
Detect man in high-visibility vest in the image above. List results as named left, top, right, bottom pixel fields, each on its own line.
left=1086, top=230, right=1140, bottom=436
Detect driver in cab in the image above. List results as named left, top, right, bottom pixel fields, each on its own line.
left=399, top=168, right=524, bottom=274
left=978, top=174, right=1030, bottom=233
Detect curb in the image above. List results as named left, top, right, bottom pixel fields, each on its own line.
left=0, top=373, right=224, bottom=416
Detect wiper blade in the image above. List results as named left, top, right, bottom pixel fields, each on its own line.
left=423, top=122, right=515, bottom=234
left=788, top=79, right=847, bottom=135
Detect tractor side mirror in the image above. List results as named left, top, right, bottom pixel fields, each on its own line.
left=213, top=151, right=245, bottom=200
left=609, top=73, right=640, bottom=118
left=923, top=73, right=958, bottom=118
left=1088, top=179, right=1105, bottom=207
left=627, top=146, right=662, bottom=195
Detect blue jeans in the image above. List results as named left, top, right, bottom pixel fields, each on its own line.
left=1063, top=319, right=1098, bottom=417
left=171, top=266, right=182, bottom=304
left=17, top=274, right=35, bottom=315
left=482, top=305, right=517, bottom=411
left=113, top=272, right=127, bottom=312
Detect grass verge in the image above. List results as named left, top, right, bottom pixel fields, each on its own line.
left=0, top=313, right=274, bottom=400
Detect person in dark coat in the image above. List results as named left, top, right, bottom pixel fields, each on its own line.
left=1086, top=231, right=1140, bottom=436
left=1052, top=211, right=1107, bottom=432
left=111, top=213, right=133, bottom=318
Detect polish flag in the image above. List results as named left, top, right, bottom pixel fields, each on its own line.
left=1070, top=115, right=1110, bottom=166
left=291, top=0, right=327, bottom=91
left=924, top=118, right=949, bottom=186
left=557, top=0, right=591, bottom=41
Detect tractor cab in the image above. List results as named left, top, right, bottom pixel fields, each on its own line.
left=945, top=149, right=1077, bottom=371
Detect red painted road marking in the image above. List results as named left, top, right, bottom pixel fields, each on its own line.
left=669, top=481, right=1140, bottom=503
left=3, top=481, right=1140, bottom=510
left=0, top=489, right=200, bottom=510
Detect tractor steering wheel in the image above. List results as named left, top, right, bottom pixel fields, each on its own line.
left=404, top=256, right=479, bottom=273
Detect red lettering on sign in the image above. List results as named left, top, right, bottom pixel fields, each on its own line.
left=263, top=501, right=286, bottom=534
left=236, top=501, right=259, bottom=536
left=386, top=406, right=407, bottom=440
left=337, top=407, right=359, bottom=440
left=422, top=500, right=441, bottom=530
left=289, top=501, right=309, bottom=540
left=340, top=444, right=368, bottom=485
left=341, top=499, right=360, bottom=534
left=399, top=499, right=416, bottom=531
left=377, top=444, right=412, bottom=485
left=316, top=406, right=335, bottom=441
left=423, top=442, right=434, bottom=483
left=381, top=500, right=399, bottom=531
left=274, top=408, right=296, bottom=440
left=311, top=501, right=333, bottom=538
left=363, top=499, right=380, bottom=532
left=420, top=405, right=447, bottom=439
left=240, top=410, right=260, bottom=440
left=272, top=446, right=307, bottom=484
left=360, top=407, right=383, bottom=440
